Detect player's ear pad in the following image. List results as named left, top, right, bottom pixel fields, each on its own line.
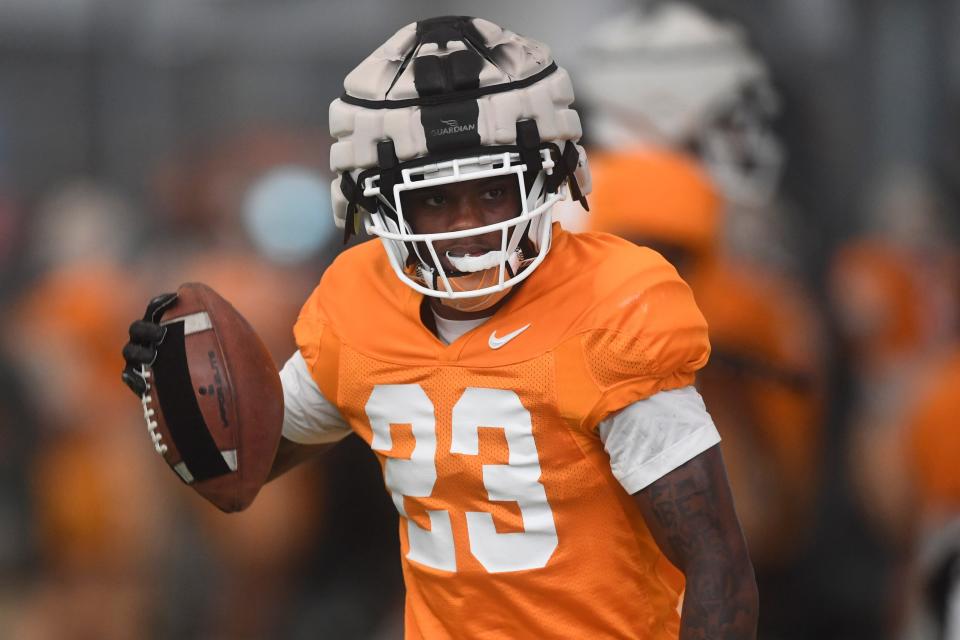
left=152, top=321, right=232, bottom=482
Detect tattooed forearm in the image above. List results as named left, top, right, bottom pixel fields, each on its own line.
left=680, top=557, right=758, bottom=639
left=634, top=445, right=758, bottom=640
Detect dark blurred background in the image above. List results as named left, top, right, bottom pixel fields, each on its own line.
left=0, top=1, right=958, bottom=638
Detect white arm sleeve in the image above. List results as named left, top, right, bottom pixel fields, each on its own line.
left=279, top=351, right=352, bottom=445
left=597, top=385, right=721, bottom=494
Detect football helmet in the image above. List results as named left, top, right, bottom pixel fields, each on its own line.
left=329, top=16, right=590, bottom=309
left=580, top=1, right=782, bottom=209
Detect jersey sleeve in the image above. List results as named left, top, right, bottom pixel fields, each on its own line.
left=287, top=280, right=348, bottom=443
left=279, top=351, right=351, bottom=444
left=562, top=249, right=711, bottom=432
left=597, top=386, right=720, bottom=493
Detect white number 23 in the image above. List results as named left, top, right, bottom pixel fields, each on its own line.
left=365, top=384, right=558, bottom=574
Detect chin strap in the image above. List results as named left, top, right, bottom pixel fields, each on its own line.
left=545, top=141, right=589, bottom=211
left=339, top=140, right=402, bottom=243
left=339, top=173, right=358, bottom=243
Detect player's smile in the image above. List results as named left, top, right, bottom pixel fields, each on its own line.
left=444, top=244, right=489, bottom=259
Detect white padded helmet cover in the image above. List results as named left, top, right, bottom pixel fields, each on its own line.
left=579, top=2, right=774, bottom=147
left=329, top=70, right=581, bottom=172
left=342, top=18, right=552, bottom=102
left=578, top=2, right=782, bottom=207
left=328, top=16, right=586, bottom=229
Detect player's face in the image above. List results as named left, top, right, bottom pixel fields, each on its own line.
left=401, top=175, right=522, bottom=273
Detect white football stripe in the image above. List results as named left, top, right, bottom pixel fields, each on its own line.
left=162, top=311, right=213, bottom=335
left=173, top=462, right=194, bottom=484
left=221, top=450, right=238, bottom=472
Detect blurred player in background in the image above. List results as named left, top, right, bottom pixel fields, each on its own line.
left=577, top=5, right=826, bottom=632
left=897, top=345, right=960, bottom=640
left=577, top=0, right=792, bottom=266
left=7, top=133, right=345, bottom=638
left=5, top=183, right=175, bottom=639
left=831, top=170, right=960, bottom=639
left=124, top=15, right=758, bottom=639
left=143, top=129, right=350, bottom=638
left=588, top=150, right=823, bottom=567
left=830, top=169, right=957, bottom=541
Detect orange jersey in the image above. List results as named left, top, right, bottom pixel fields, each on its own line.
left=294, top=226, right=710, bottom=639
left=905, top=347, right=960, bottom=509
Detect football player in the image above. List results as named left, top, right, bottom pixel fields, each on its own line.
left=577, top=1, right=826, bottom=573
left=587, top=148, right=824, bottom=569
left=123, top=16, right=758, bottom=639
left=899, top=348, right=960, bottom=640
left=577, top=0, right=790, bottom=267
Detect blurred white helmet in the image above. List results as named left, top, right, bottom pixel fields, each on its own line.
left=580, top=1, right=783, bottom=208
left=329, top=16, right=590, bottom=309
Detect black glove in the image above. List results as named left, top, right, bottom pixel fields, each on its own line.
left=121, top=292, right=178, bottom=396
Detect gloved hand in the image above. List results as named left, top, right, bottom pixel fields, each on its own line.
left=121, top=292, right=178, bottom=396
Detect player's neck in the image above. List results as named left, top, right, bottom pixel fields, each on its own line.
left=429, top=288, right=516, bottom=321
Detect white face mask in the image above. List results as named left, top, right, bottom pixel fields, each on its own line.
left=363, top=150, right=564, bottom=302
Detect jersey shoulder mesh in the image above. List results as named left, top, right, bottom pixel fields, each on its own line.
left=556, top=232, right=710, bottom=428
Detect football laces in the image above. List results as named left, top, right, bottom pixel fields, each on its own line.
left=139, top=365, right=167, bottom=455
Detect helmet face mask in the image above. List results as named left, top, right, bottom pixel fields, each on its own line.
left=362, top=148, right=563, bottom=301
left=687, top=82, right=783, bottom=209
left=329, top=16, right=590, bottom=305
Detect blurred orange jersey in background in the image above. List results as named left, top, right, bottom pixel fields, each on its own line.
left=294, top=227, right=710, bottom=639
left=904, top=347, right=960, bottom=512
left=588, top=147, right=825, bottom=565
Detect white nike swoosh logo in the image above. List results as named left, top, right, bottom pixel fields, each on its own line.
left=488, top=324, right=531, bottom=350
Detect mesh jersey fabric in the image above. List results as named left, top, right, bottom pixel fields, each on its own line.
left=279, top=349, right=721, bottom=496
left=293, top=225, right=710, bottom=639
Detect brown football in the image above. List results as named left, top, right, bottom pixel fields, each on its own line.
left=140, top=282, right=283, bottom=512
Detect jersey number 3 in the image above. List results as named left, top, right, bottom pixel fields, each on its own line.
left=366, top=384, right=558, bottom=574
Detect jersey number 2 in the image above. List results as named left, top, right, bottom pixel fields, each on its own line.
left=366, top=384, right=558, bottom=574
